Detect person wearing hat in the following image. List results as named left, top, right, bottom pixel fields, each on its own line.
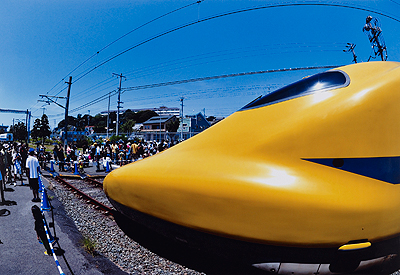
left=3, top=144, right=12, bottom=183
left=26, top=148, right=40, bottom=202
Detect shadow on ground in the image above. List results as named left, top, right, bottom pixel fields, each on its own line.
left=113, top=211, right=268, bottom=275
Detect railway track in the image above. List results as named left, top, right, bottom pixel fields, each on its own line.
left=53, top=175, right=114, bottom=215
left=45, top=173, right=206, bottom=275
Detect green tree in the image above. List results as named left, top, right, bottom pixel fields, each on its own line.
left=135, top=110, right=158, bottom=123
left=109, top=134, right=127, bottom=143
left=31, top=118, right=41, bottom=140
left=166, top=119, right=180, bottom=132
left=31, top=114, right=52, bottom=142
left=58, top=116, right=78, bottom=129
left=121, top=120, right=135, bottom=135
left=40, top=114, right=52, bottom=140
left=11, top=122, right=27, bottom=141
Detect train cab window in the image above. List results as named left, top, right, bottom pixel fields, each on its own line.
left=240, top=70, right=349, bottom=110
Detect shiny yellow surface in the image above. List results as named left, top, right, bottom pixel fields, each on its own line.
left=104, top=61, right=400, bottom=248
left=339, top=242, right=371, bottom=251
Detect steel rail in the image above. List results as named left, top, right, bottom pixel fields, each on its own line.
left=55, top=176, right=114, bottom=215
left=84, top=177, right=103, bottom=188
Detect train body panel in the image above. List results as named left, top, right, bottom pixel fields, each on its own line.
left=104, top=61, right=400, bottom=272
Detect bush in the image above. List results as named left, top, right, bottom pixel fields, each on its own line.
left=109, top=135, right=127, bottom=143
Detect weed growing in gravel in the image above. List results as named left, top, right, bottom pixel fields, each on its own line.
left=81, top=236, right=97, bottom=255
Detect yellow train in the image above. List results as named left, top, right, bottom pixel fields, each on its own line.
left=104, top=61, right=400, bottom=274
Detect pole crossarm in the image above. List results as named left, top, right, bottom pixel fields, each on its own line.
left=0, top=108, right=31, bottom=142
left=39, top=95, right=67, bottom=110
left=0, top=108, right=30, bottom=114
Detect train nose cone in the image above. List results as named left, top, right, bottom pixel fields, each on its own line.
left=104, top=62, right=400, bottom=248
left=104, top=135, right=400, bottom=248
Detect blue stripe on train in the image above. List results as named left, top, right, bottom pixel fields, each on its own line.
left=303, top=156, right=400, bottom=184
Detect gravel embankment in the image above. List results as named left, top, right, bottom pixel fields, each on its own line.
left=48, top=178, right=204, bottom=275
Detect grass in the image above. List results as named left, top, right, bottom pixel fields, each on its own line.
left=81, top=236, right=97, bottom=255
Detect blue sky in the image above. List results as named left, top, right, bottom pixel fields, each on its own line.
left=1, top=0, right=400, bottom=130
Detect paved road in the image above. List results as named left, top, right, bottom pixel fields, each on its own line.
left=0, top=164, right=127, bottom=275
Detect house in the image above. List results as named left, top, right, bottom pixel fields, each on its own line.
left=100, top=106, right=180, bottom=117
left=177, top=112, right=211, bottom=140
left=141, top=115, right=178, bottom=141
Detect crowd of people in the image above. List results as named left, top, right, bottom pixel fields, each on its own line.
left=0, top=142, right=29, bottom=186
left=0, top=142, right=42, bottom=202
left=0, top=138, right=179, bottom=182
left=0, top=138, right=179, bottom=178
left=85, top=139, right=176, bottom=164
left=0, top=138, right=183, bottom=210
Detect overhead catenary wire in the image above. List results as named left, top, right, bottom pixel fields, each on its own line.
left=44, top=0, right=203, bottom=97
left=31, top=1, right=203, bottom=118
left=65, top=65, right=341, bottom=114
left=122, top=42, right=347, bottom=80
left=67, top=1, right=400, bottom=84
left=52, top=41, right=346, bottom=118
left=72, top=42, right=345, bottom=103
left=42, top=2, right=400, bottom=119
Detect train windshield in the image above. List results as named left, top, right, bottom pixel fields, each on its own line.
left=240, top=70, right=349, bottom=110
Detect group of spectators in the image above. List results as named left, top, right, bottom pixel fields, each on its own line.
left=0, top=138, right=180, bottom=203
left=0, top=138, right=179, bottom=181
left=49, top=139, right=178, bottom=173
left=0, top=142, right=28, bottom=185
left=0, top=142, right=42, bottom=202
left=86, top=139, right=176, bottom=165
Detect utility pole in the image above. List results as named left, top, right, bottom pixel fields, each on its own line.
left=64, top=76, right=72, bottom=149
left=26, top=109, right=31, bottom=142
left=107, top=92, right=111, bottom=139
left=180, top=97, right=184, bottom=141
left=113, top=73, right=125, bottom=137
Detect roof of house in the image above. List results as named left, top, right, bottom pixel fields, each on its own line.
left=142, top=115, right=176, bottom=125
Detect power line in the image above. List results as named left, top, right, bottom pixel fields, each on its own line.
left=41, top=2, right=400, bottom=118
left=122, top=42, right=346, bottom=80
left=45, top=0, right=203, bottom=97
left=122, top=65, right=341, bottom=92
left=63, top=42, right=344, bottom=116
left=67, top=65, right=341, bottom=114
left=62, top=40, right=345, bottom=112
left=64, top=2, right=400, bottom=84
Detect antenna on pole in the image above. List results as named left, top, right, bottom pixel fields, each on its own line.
left=363, top=15, right=388, bottom=61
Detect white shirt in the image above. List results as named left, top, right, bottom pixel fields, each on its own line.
left=26, top=155, right=40, bottom=179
